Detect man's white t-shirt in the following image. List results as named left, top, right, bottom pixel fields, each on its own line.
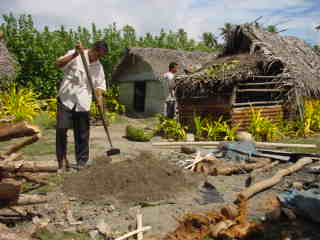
left=58, top=49, right=106, bottom=112
left=163, top=71, right=175, bottom=101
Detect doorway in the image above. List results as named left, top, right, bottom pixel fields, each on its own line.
left=134, top=82, right=146, bottom=112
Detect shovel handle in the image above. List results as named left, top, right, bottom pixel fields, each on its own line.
left=78, top=50, right=114, bottom=148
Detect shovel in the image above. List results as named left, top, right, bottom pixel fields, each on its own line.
left=78, top=48, right=120, bottom=156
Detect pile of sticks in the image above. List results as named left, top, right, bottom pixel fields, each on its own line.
left=0, top=121, right=57, bottom=208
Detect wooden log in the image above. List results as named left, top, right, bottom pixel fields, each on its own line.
left=250, top=75, right=291, bottom=79
left=5, top=133, right=41, bottom=156
left=233, top=100, right=283, bottom=107
left=8, top=194, right=48, bottom=206
left=0, top=223, right=33, bottom=240
left=0, top=208, right=27, bottom=218
left=137, top=213, right=143, bottom=240
left=1, top=153, right=23, bottom=162
left=231, top=112, right=282, bottom=119
left=238, top=81, right=281, bottom=86
left=152, top=141, right=317, bottom=149
left=236, top=89, right=285, bottom=92
left=246, top=161, right=280, bottom=187
left=0, top=179, right=21, bottom=201
left=115, top=226, right=152, bottom=240
left=211, top=162, right=267, bottom=176
left=237, top=157, right=314, bottom=201
left=0, top=161, right=58, bottom=173
left=232, top=105, right=282, bottom=112
left=16, top=173, right=49, bottom=185
left=0, top=122, right=40, bottom=140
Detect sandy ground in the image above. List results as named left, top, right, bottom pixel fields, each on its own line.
left=2, top=117, right=320, bottom=239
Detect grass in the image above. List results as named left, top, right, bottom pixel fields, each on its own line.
left=31, top=112, right=56, bottom=130
left=279, top=134, right=320, bottom=154
left=0, top=126, right=76, bottom=160
left=22, top=173, right=65, bottom=194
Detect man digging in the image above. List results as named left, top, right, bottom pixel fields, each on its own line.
left=55, top=40, right=108, bottom=171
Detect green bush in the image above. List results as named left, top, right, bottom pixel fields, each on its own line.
left=248, top=109, right=282, bottom=141
left=104, top=86, right=126, bottom=114
left=126, top=125, right=154, bottom=142
left=193, top=114, right=239, bottom=141
left=1, top=13, right=218, bottom=99
left=0, top=83, right=41, bottom=121
left=156, top=114, right=187, bottom=140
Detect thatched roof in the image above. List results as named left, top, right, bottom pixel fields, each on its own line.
left=176, top=24, right=320, bottom=99
left=112, top=47, right=216, bottom=82
left=0, top=37, right=18, bottom=85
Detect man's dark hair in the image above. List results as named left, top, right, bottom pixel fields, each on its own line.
left=92, top=40, right=108, bottom=52
left=169, top=62, right=178, bottom=71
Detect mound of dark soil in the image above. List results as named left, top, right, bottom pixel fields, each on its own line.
left=62, top=151, right=202, bottom=205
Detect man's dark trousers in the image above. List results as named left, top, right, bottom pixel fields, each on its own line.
left=56, top=99, right=90, bottom=168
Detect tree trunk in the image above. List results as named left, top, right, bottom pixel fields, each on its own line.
left=0, top=122, right=40, bottom=140
left=5, top=134, right=41, bottom=156
left=0, top=179, right=21, bottom=201
left=237, top=157, right=313, bottom=201
left=211, top=162, right=267, bottom=176
left=9, top=194, right=48, bottom=206
left=0, top=161, right=58, bottom=173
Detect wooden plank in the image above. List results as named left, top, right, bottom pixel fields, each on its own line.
left=251, top=75, right=292, bottom=79
left=230, top=86, right=237, bottom=106
left=232, top=110, right=283, bottom=116
left=232, top=112, right=283, bottom=118
left=232, top=115, right=282, bottom=120
left=179, top=105, right=230, bottom=110
left=152, top=141, right=318, bottom=148
left=137, top=213, right=143, bottom=240
left=227, top=146, right=290, bottom=161
left=258, top=149, right=320, bottom=159
left=232, top=105, right=283, bottom=112
left=238, top=82, right=281, bottom=86
left=233, top=100, right=283, bottom=107
left=115, top=226, right=151, bottom=240
left=237, top=89, right=285, bottom=92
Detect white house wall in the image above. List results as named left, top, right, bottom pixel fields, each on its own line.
left=119, top=83, right=134, bottom=112
left=145, top=81, right=165, bottom=114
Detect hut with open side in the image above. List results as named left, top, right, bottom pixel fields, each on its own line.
left=175, top=24, right=320, bottom=130
left=112, top=47, right=215, bottom=115
left=0, top=33, right=18, bottom=88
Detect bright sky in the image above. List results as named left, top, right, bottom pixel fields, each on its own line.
left=1, top=0, right=319, bottom=45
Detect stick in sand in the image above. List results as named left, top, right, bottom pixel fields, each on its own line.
left=115, top=226, right=151, bottom=240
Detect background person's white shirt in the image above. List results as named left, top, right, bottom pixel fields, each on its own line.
left=58, top=49, right=106, bottom=112
left=163, top=71, right=175, bottom=101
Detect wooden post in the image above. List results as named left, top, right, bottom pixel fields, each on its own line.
left=294, top=87, right=304, bottom=121
left=137, top=212, right=143, bottom=240
left=115, top=226, right=151, bottom=240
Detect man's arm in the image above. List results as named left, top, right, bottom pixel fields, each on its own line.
left=55, top=43, right=84, bottom=68
left=55, top=51, right=78, bottom=68
left=168, top=77, right=176, bottom=98
left=95, top=88, right=105, bottom=114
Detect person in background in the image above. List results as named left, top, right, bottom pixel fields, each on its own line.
left=55, top=40, right=108, bottom=171
left=163, top=62, right=178, bottom=118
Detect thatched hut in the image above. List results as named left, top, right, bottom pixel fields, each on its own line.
left=0, top=34, right=18, bottom=87
left=112, top=47, right=214, bottom=114
left=175, top=24, right=320, bottom=130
